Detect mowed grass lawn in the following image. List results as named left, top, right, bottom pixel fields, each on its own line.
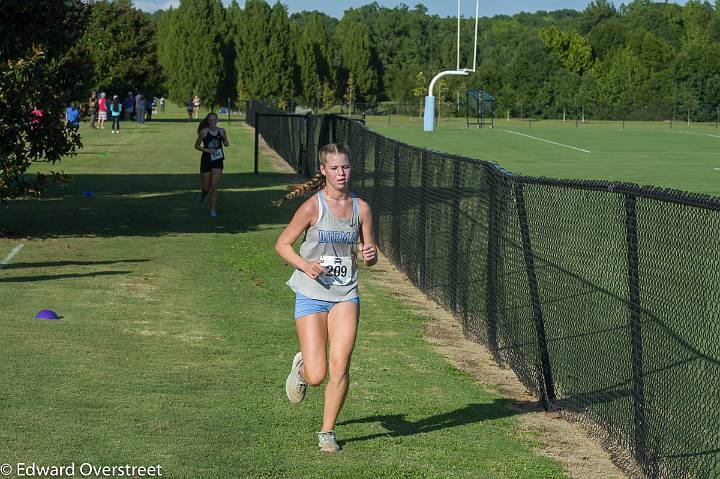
left=0, top=110, right=567, bottom=478
left=367, top=116, right=720, bottom=197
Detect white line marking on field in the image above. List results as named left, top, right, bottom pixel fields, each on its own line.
left=0, top=243, right=24, bottom=269
left=502, top=129, right=591, bottom=153
left=714, top=168, right=720, bottom=171
left=671, top=130, right=720, bottom=139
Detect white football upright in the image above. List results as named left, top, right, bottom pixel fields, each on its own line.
left=424, top=0, right=480, bottom=132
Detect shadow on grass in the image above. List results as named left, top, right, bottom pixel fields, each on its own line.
left=1, top=172, right=299, bottom=238
left=4, top=259, right=149, bottom=269
left=338, top=399, right=534, bottom=444
left=145, top=117, right=246, bottom=124
left=0, top=270, right=131, bottom=283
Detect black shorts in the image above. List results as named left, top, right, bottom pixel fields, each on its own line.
left=200, top=155, right=224, bottom=174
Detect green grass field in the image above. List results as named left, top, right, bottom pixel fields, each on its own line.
left=0, top=110, right=569, bottom=478
left=366, top=115, right=720, bottom=197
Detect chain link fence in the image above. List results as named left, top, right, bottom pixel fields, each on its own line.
left=248, top=100, right=720, bottom=479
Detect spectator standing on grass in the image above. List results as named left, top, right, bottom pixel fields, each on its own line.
left=110, top=95, right=122, bottom=134
left=159, top=97, right=165, bottom=113
left=273, top=143, right=378, bottom=454
left=194, top=112, right=228, bottom=218
left=136, top=94, right=146, bottom=124
left=146, top=96, right=155, bottom=121
left=124, top=92, right=134, bottom=121
left=186, top=99, right=194, bottom=121
left=88, top=92, right=98, bottom=128
left=97, top=92, right=108, bottom=129
left=65, top=102, right=80, bottom=130
left=193, top=95, right=200, bottom=119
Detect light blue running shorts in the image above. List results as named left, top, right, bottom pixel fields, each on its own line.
left=294, top=292, right=360, bottom=319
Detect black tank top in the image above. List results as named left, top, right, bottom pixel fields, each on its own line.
left=201, top=129, right=224, bottom=161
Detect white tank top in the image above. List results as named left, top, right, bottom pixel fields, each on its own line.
left=286, top=191, right=360, bottom=301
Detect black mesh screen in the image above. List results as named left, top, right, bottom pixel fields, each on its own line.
left=250, top=106, right=720, bottom=478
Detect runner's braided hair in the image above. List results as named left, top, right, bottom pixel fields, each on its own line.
left=273, top=143, right=350, bottom=207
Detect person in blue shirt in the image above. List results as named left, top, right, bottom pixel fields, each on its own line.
left=124, top=94, right=134, bottom=121
left=65, top=102, right=80, bottom=130
left=110, top=95, right=123, bottom=134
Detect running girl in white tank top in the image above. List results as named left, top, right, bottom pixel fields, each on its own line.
left=274, top=143, right=377, bottom=453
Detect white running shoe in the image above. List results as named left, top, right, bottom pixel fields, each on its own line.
left=317, top=430, right=341, bottom=453
left=285, top=352, right=307, bottom=404
left=209, top=209, right=217, bottom=217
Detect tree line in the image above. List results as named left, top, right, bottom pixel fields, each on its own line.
left=150, top=0, right=720, bottom=121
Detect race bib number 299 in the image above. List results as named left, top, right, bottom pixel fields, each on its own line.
left=319, top=256, right=352, bottom=285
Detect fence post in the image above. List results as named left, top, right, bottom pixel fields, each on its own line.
left=392, top=143, right=401, bottom=252
left=418, top=151, right=428, bottom=291
left=624, top=194, right=649, bottom=469
left=448, top=160, right=461, bottom=314
left=358, top=123, right=366, bottom=197
left=374, top=137, right=384, bottom=246
left=486, top=166, right=500, bottom=358
left=304, top=114, right=313, bottom=179
left=670, top=104, right=675, bottom=129
left=514, top=181, right=555, bottom=409
left=466, top=93, right=470, bottom=128
left=254, top=112, right=260, bottom=175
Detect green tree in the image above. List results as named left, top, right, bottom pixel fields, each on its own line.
left=0, top=1, right=90, bottom=201
left=549, top=69, right=582, bottom=120
left=594, top=47, right=648, bottom=118
left=82, top=0, right=165, bottom=97
left=156, top=0, right=228, bottom=107
left=587, top=17, right=629, bottom=58
left=623, top=0, right=684, bottom=47
left=231, top=1, right=296, bottom=105
left=436, top=78, right=449, bottom=117
left=266, top=2, right=296, bottom=105
left=683, top=0, right=715, bottom=43
left=577, top=0, right=618, bottom=34
left=295, top=13, right=332, bottom=105
left=334, top=17, right=378, bottom=104
left=539, top=26, right=595, bottom=75
left=412, top=71, right=427, bottom=114
left=505, top=34, right=555, bottom=116
left=156, top=8, right=182, bottom=101
left=321, top=81, right=335, bottom=110
left=233, top=0, right=272, bottom=99
left=344, top=72, right=357, bottom=111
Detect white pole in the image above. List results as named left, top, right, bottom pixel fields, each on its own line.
left=457, top=0, right=461, bottom=70
left=473, top=0, right=479, bottom=71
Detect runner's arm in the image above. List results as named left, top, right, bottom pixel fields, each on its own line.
left=194, top=129, right=212, bottom=154
left=358, top=200, right=377, bottom=266
left=275, top=199, right=324, bottom=278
